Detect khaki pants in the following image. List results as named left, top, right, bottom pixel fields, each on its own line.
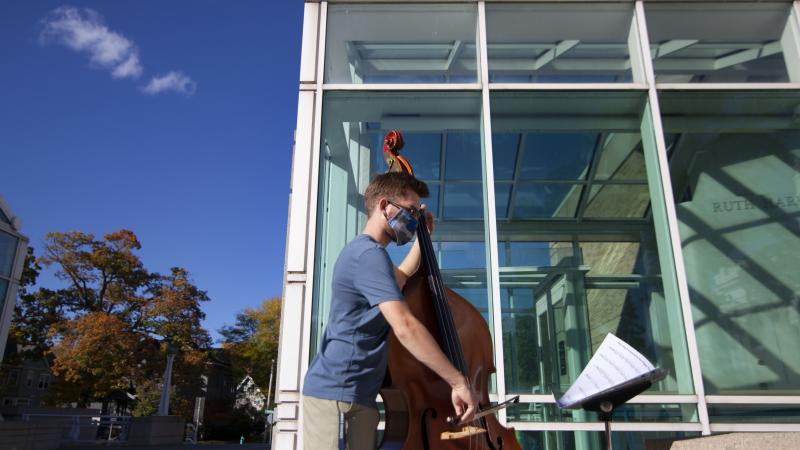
left=302, top=395, right=379, bottom=450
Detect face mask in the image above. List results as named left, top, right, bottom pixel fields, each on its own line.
left=386, top=206, right=418, bottom=246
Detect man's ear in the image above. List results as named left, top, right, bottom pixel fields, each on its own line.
left=377, top=197, right=389, bottom=211
left=370, top=198, right=386, bottom=219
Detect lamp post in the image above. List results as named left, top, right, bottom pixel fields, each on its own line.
left=264, top=359, right=275, bottom=444
left=266, top=359, right=275, bottom=413
left=157, top=342, right=178, bottom=416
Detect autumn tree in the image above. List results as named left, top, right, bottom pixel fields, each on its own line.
left=47, top=312, right=159, bottom=406
left=145, top=267, right=211, bottom=349
left=20, top=229, right=213, bottom=416
left=39, top=230, right=152, bottom=318
left=219, top=297, right=282, bottom=405
left=138, top=267, right=212, bottom=417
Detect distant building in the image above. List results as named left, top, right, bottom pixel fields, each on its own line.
left=203, top=348, right=236, bottom=405
left=234, top=375, right=266, bottom=414
left=197, top=348, right=236, bottom=438
left=0, top=344, right=51, bottom=410
left=0, top=196, right=28, bottom=368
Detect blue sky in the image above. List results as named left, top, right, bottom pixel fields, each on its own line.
left=0, top=1, right=303, bottom=341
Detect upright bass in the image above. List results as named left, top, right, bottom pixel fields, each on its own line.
left=379, top=130, right=522, bottom=450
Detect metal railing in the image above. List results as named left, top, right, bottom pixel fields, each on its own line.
left=22, top=414, right=132, bottom=443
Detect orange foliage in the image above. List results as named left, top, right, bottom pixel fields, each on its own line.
left=27, top=229, right=212, bottom=415
left=48, top=312, right=159, bottom=405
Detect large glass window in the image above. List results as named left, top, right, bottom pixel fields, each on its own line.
left=490, top=92, right=694, bottom=403
left=324, top=4, right=478, bottom=84
left=312, top=91, right=493, bottom=354
left=662, top=91, right=800, bottom=394
left=645, top=3, right=798, bottom=83
left=486, top=3, right=638, bottom=83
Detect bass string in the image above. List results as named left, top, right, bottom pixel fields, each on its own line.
left=417, top=216, right=468, bottom=374
left=418, top=218, right=495, bottom=450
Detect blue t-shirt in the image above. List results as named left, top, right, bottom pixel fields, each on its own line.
left=303, top=234, right=403, bottom=407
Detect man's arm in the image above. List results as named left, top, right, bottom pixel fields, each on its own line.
left=379, top=299, right=478, bottom=421
left=394, top=238, right=421, bottom=289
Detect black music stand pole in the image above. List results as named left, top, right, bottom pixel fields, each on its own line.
left=599, top=401, right=613, bottom=450
left=578, top=369, right=668, bottom=450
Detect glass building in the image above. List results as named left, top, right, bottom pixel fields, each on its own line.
left=274, top=1, right=800, bottom=448
left=0, top=196, right=29, bottom=365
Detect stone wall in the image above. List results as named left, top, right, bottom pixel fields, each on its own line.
left=127, top=415, right=185, bottom=445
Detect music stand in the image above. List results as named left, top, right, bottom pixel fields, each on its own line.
left=575, top=368, right=668, bottom=450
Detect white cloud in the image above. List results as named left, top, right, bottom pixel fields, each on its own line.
left=39, top=6, right=197, bottom=97
left=141, top=71, right=197, bottom=97
left=40, top=6, right=143, bottom=79
left=113, top=54, right=142, bottom=79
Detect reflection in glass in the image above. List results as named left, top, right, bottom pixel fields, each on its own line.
left=662, top=91, right=800, bottom=394
left=0, top=279, right=7, bottom=320
left=594, top=139, right=647, bottom=181
left=443, top=184, right=483, bottom=220
left=490, top=92, right=651, bottom=222
left=521, top=134, right=596, bottom=181
left=0, top=231, right=18, bottom=278
left=584, top=184, right=650, bottom=218
left=492, top=133, right=521, bottom=180
left=424, top=184, right=440, bottom=220
left=708, top=404, right=800, bottom=423
left=583, top=282, right=680, bottom=386
left=312, top=91, right=490, bottom=356
left=445, top=133, right=482, bottom=181
left=512, top=184, right=577, bottom=219
left=325, top=4, right=478, bottom=84
left=645, top=3, right=796, bottom=82
left=499, top=242, right=553, bottom=268
left=490, top=91, right=694, bottom=401
left=486, top=4, right=636, bottom=83
left=495, top=184, right=512, bottom=218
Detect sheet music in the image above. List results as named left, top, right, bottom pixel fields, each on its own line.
left=556, top=333, right=656, bottom=409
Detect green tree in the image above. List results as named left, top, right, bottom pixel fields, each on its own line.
left=219, top=297, right=281, bottom=405
left=7, top=248, right=65, bottom=363
left=130, top=378, right=161, bottom=417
